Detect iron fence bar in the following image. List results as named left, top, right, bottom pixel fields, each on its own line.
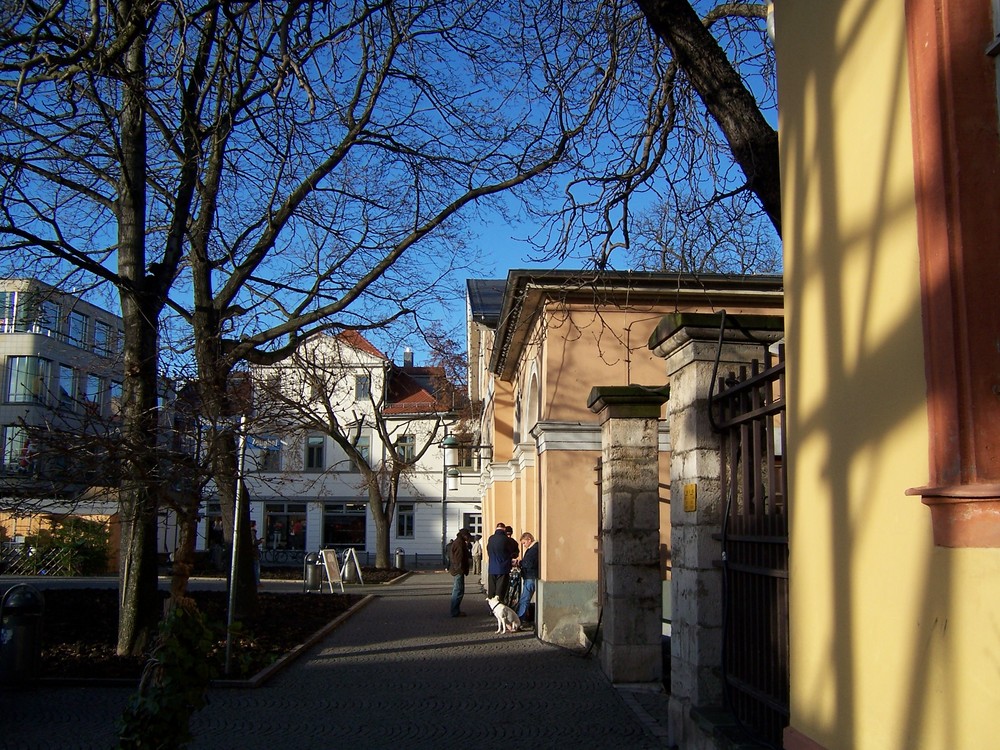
left=712, top=344, right=788, bottom=749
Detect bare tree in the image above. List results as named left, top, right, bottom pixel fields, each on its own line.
left=525, top=0, right=780, bottom=270
left=627, top=187, right=781, bottom=273
left=0, top=0, right=619, bottom=644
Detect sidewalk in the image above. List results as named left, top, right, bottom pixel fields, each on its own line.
left=1, top=572, right=671, bottom=749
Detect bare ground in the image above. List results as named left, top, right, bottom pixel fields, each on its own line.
left=35, top=568, right=401, bottom=681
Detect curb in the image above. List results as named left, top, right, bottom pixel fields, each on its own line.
left=210, top=593, right=377, bottom=688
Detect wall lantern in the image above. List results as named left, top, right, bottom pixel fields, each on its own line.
left=442, top=434, right=460, bottom=469
left=439, top=433, right=492, bottom=557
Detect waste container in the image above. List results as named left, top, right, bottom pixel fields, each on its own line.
left=394, top=547, right=405, bottom=570
left=342, top=554, right=358, bottom=583
left=303, top=552, right=322, bottom=592
left=0, top=584, right=44, bottom=685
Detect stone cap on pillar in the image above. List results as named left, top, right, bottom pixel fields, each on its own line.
left=587, top=385, right=670, bottom=421
left=648, top=311, right=785, bottom=359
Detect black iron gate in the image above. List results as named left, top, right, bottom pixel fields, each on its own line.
left=711, top=344, right=789, bottom=748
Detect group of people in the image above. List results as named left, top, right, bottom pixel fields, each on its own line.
left=448, top=522, right=539, bottom=622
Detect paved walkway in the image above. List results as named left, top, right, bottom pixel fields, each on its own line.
left=1, top=572, right=671, bottom=749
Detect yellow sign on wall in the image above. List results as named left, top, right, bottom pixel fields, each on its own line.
left=683, top=484, right=697, bottom=512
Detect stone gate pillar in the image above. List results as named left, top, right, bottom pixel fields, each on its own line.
left=648, top=312, right=784, bottom=748
left=587, top=385, right=670, bottom=684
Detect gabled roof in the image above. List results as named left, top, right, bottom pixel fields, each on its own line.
left=335, top=330, right=388, bottom=360
left=384, top=367, right=446, bottom=415
left=332, top=330, right=459, bottom=416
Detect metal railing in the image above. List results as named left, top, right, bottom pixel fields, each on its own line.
left=0, top=545, right=75, bottom=576
left=260, top=548, right=443, bottom=570
left=712, top=345, right=789, bottom=748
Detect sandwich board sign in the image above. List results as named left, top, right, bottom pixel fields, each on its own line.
left=340, top=547, right=364, bottom=585
left=319, top=549, right=344, bottom=593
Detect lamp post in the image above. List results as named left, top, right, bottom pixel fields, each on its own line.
left=441, top=435, right=460, bottom=558
left=440, top=435, right=491, bottom=557
left=224, top=414, right=248, bottom=676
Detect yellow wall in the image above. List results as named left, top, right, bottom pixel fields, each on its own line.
left=537, top=306, right=667, bottom=580
left=540, top=306, right=666, bottom=423
left=538, top=447, right=601, bottom=581
left=778, top=1, right=1000, bottom=747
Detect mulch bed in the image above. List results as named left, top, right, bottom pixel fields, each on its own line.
left=36, top=569, right=401, bottom=681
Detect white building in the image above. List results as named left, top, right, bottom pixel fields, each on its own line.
left=196, top=330, right=482, bottom=568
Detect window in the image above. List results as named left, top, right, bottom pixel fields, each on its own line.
left=81, top=374, right=103, bottom=412
left=264, top=503, right=307, bottom=550
left=6, top=357, right=49, bottom=403
left=2, top=425, right=31, bottom=472
left=58, top=365, right=75, bottom=410
left=355, top=374, right=371, bottom=401
left=255, top=436, right=282, bottom=472
left=0, top=291, right=31, bottom=332
left=109, top=381, right=123, bottom=416
left=323, top=502, right=367, bottom=548
left=396, top=503, right=415, bottom=538
left=308, top=376, right=323, bottom=401
left=350, top=434, right=370, bottom=473
left=457, top=447, right=476, bottom=469
left=93, top=321, right=112, bottom=356
left=305, top=434, right=325, bottom=471
left=67, top=310, right=89, bottom=347
left=395, top=434, right=416, bottom=462
left=0, top=292, right=15, bottom=332
left=462, top=512, right=483, bottom=539
left=37, top=300, right=60, bottom=335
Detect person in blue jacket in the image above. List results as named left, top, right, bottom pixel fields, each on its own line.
left=486, top=522, right=517, bottom=600
left=516, top=532, right=539, bottom=622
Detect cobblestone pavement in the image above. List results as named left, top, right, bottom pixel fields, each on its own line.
left=1, top=572, right=671, bottom=749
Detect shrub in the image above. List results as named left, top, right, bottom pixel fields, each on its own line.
left=26, top=516, right=110, bottom=575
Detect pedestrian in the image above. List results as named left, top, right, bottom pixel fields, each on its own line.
left=448, top=528, right=473, bottom=617
left=487, top=522, right=517, bottom=601
left=516, top=532, right=539, bottom=622
left=209, top=518, right=225, bottom=571
left=250, top=519, right=263, bottom=588
left=504, top=526, right=519, bottom=567
left=471, top=535, right=483, bottom=576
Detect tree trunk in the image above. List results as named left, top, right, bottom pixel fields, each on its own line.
left=168, top=507, right=199, bottom=608
left=115, top=0, right=162, bottom=657
left=635, top=0, right=782, bottom=235
left=370, top=484, right=391, bottom=569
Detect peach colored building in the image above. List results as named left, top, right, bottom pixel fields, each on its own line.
left=467, top=271, right=784, bottom=647
left=777, top=1, right=1000, bottom=747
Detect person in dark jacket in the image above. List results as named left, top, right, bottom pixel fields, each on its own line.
left=516, top=532, right=539, bottom=621
left=486, top=522, right=517, bottom=600
left=448, top=528, right=473, bottom=617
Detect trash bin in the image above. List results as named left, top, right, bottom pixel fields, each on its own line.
left=303, top=552, right=322, bottom=592
left=0, top=584, right=44, bottom=685
left=394, top=547, right=405, bottom=570
left=342, top=555, right=358, bottom=583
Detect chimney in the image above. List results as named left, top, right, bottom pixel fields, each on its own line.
left=403, top=347, right=413, bottom=368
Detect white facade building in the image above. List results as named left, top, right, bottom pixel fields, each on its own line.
left=197, top=331, right=482, bottom=568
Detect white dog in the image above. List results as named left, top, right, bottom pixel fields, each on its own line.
left=486, top=596, right=521, bottom=634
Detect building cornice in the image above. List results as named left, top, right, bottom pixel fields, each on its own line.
left=488, top=270, right=784, bottom=382
left=531, top=419, right=670, bottom=453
